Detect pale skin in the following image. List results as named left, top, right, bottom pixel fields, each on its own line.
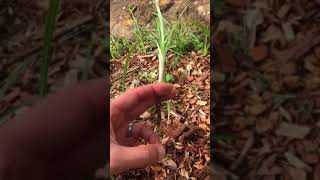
left=0, top=78, right=176, bottom=179
left=110, top=83, right=176, bottom=174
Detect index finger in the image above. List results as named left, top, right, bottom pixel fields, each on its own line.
left=110, top=83, right=176, bottom=125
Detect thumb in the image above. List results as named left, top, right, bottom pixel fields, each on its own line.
left=112, top=144, right=166, bottom=174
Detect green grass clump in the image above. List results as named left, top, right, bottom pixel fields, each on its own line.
left=110, top=4, right=209, bottom=59
left=170, top=20, right=210, bottom=56
left=110, top=37, right=132, bottom=59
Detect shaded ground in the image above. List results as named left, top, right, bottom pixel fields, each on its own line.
left=213, top=0, right=320, bottom=179
left=110, top=0, right=210, bottom=38
left=111, top=52, right=210, bottom=179
left=0, top=0, right=108, bottom=122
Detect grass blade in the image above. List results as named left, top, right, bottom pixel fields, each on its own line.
left=154, top=0, right=167, bottom=83
left=166, top=100, right=171, bottom=121
left=39, top=0, right=60, bottom=97
left=121, top=52, right=131, bottom=92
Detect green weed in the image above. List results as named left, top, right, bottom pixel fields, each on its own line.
left=140, top=71, right=157, bottom=83
left=39, top=0, right=60, bottom=97
left=110, top=5, right=209, bottom=59
left=154, top=0, right=171, bottom=83
left=129, top=5, right=154, bottom=54
left=169, top=20, right=209, bottom=56
left=110, top=36, right=132, bottom=59
left=153, top=0, right=173, bottom=122
left=121, top=52, right=131, bottom=92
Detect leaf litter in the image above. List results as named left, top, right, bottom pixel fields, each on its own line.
left=214, top=0, right=320, bottom=179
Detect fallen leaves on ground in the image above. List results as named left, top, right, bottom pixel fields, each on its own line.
left=214, top=0, right=320, bottom=179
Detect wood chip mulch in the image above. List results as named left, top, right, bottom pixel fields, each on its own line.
left=213, top=0, right=320, bottom=179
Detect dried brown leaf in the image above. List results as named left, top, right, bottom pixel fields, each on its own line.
left=276, top=122, right=310, bottom=139
left=140, top=111, right=150, bottom=119
left=162, top=158, right=177, bottom=170
left=250, top=46, right=269, bottom=62
left=196, top=100, right=207, bottom=106
left=287, top=166, right=307, bottom=180
left=163, top=119, right=186, bottom=139
left=284, top=152, right=312, bottom=171
left=246, top=103, right=267, bottom=115
left=256, top=118, right=273, bottom=134
left=262, top=25, right=284, bottom=43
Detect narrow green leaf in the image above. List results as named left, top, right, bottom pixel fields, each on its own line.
left=39, top=0, right=60, bottom=97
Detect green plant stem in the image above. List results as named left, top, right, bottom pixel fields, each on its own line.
left=154, top=0, right=172, bottom=123
left=121, top=52, right=130, bottom=92
left=154, top=0, right=166, bottom=83
left=166, top=100, right=171, bottom=121
left=39, top=0, right=60, bottom=97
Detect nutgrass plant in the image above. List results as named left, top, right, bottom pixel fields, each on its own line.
left=154, top=0, right=172, bottom=83
left=110, top=0, right=210, bottom=123
left=153, top=0, right=173, bottom=122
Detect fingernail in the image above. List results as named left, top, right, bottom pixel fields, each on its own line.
left=157, top=145, right=166, bottom=160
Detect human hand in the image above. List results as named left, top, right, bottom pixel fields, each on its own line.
left=0, top=79, right=107, bottom=180
left=110, top=83, right=176, bottom=175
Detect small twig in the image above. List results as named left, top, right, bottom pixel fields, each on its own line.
left=137, top=54, right=156, bottom=59
left=230, top=134, right=254, bottom=170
